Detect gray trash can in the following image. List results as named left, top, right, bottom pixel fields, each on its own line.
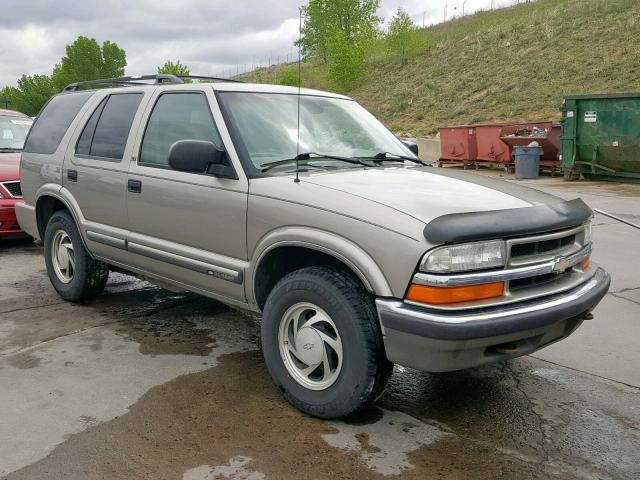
left=514, top=146, right=542, bottom=179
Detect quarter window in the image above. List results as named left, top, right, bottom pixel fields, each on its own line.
left=24, top=92, right=93, bottom=155
left=76, top=93, right=142, bottom=160
left=139, top=93, right=222, bottom=167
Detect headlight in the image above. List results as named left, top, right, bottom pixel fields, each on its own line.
left=420, top=240, right=506, bottom=273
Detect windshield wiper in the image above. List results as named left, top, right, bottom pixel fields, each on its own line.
left=261, top=152, right=374, bottom=173
left=357, top=152, right=423, bottom=165
left=0, top=148, right=20, bottom=152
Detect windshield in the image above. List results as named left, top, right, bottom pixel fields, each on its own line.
left=0, top=115, right=33, bottom=150
left=218, top=92, right=415, bottom=171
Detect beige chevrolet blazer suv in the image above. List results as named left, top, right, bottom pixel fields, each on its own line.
left=15, top=74, right=610, bottom=418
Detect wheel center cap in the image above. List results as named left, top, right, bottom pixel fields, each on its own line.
left=57, top=245, right=69, bottom=267
left=295, top=327, right=323, bottom=366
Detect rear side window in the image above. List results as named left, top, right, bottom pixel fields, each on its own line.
left=139, top=93, right=222, bottom=167
left=76, top=93, right=143, bottom=160
left=24, top=92, right=93, bottom=154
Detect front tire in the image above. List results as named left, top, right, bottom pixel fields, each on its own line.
left=44, top=210, right=109, bottom=301
left=261, top=267, right=392, bottom=419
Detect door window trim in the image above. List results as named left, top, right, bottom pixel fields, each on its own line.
left=73, top=91, right=144, bottom=163
left=136, top=90, right=233, bottom=178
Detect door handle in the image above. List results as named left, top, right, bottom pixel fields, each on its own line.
left=128, top=179, right=142, bottom=193
left=67, top=169, right=78, bottom=182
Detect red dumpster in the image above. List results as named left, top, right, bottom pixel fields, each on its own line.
left=438, top=126, right=477, bottom=167
left=475, top=124, right=511, bottom=164
left=500, top=122, right=560, bottom=171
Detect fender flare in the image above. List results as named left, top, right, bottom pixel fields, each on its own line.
left=34, top=184, right=90, bottom=251
left=246, top=226, right=393, bottom=305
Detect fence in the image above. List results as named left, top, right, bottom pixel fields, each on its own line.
left=212, top=48, right=300, bottom=79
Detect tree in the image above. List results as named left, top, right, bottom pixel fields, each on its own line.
left=4, top=75, right=56, bottom=116
left=157, top=60, right=190, bottom=76
left=51, top=36, right=126, bottom=91
left=326, top=28, right=365, bottom=90
left=386, top=7, right=420, bottom=62
left=299, top=0, right=380, bottom=89
left=299, top=0, right=381, bottom=61
left=0, top=87, right=14, bottom=110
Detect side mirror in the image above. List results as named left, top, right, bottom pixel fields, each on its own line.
left=402, top=140, right=419, bottom=157
left=168, top=140, right=238, bottom=179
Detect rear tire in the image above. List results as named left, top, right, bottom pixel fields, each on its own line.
left=44, top=210, right=109, bottom=301
left=261, top=266, right=392, bottom=419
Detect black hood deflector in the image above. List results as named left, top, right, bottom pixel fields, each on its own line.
left=424, top=198, right=593, bottom=244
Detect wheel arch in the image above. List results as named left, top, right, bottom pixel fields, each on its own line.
left=35, top=185, right=88, bottom=251
left=248, top=228, right=393, bottom=310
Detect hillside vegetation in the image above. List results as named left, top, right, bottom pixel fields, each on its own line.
left=241, top=0, right=640, bottom=136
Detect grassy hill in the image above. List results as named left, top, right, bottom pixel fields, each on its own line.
left=241, top=0, right=640, bottom=137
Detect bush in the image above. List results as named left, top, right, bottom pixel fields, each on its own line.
left=276, top=67, right=301, bottom=87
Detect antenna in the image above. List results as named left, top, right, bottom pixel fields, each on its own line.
left=294, top=6, right=303, bottom=184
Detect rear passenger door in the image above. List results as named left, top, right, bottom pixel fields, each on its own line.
left=64, top=90, right=149, bottom=259
left=125, top=87, right=249, bottom=303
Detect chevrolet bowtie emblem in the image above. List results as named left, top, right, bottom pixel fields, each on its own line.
left=552, top=256, right=572, bottom=274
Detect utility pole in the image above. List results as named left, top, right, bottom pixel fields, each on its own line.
left=462, top=0, right=467, bottom=16
left=444, top=0, right=448, bottom=21
left=422, top=11, right=426, bottom=28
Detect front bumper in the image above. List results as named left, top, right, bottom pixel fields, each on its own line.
left=376, top=267, right=610, bottom=372
left=0, top=199, right=24, bottom=236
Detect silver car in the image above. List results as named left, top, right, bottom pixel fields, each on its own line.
left=15, top=75, right=610, bottom=418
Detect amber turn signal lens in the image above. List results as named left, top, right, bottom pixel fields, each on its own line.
left=580, top=257, right=590, bottom=271
left=406, top=282, right=505, bottom=305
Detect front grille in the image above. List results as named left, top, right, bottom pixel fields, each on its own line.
left=506, top=226, right=585, bottom=268
left=2, top=181, right=22, bottom=198
left=511, top=234, right=576, bottom=259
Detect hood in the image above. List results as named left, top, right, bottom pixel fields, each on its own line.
left=0, top=152, right=20, bottom=182
left=301, top=166, right=561, bottom=225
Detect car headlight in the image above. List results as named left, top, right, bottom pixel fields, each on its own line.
left=420, top=240, right=506, bottom=273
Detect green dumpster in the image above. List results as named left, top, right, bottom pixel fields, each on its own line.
left=560, top=93, right=640, bottom=182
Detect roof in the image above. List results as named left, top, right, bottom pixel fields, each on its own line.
left=61, top=81, right=352, bottom=101
left=0, top=109, right=30, bottom=118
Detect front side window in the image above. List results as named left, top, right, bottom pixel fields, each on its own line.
left=0, top=116, right=33, bottom=150
left=76, top=93, right=142, bottom=160
left=139, top=92, right=222, bottom=167
left=218, top=92, right=414, bottom=172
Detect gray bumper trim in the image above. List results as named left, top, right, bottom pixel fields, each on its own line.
left=376, top=267, right=610, bottom=341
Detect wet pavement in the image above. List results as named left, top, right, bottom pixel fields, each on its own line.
left=1, top=176, right=639, bottom=479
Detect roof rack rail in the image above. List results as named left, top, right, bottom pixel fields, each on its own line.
left=63, top=74, right=182, bottom=91
left=63, top=74, right=244, bottom=92
left=176, top=75, right=244, bottom=84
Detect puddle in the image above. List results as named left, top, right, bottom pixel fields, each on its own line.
left=323, top=409, right=451, bottom=475
left=0, top=324, right=254, bottom=477
left=184, top=457, right=265, bottom=480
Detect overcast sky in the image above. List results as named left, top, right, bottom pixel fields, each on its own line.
left=0, top=0, right=517, bottom=88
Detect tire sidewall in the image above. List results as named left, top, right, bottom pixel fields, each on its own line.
left=262, top=270, right=378, bottom=416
